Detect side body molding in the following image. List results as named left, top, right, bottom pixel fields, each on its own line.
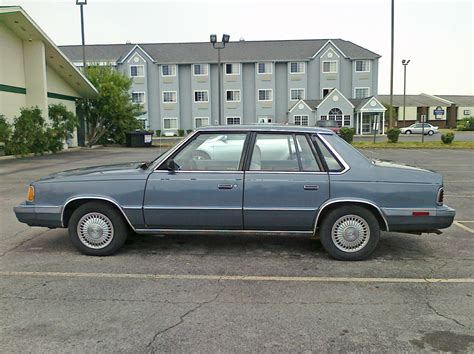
left=313, top=198, right=389, bottom=233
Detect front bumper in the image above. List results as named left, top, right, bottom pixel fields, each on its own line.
left=14, top=202, right=63, bottom=228
left=383, top=205, right=456, bottom=232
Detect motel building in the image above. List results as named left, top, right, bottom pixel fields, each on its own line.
left=0, top=6, right=97, bottom=146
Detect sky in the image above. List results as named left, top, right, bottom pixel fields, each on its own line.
left=2, top=0, right=472, bottom=95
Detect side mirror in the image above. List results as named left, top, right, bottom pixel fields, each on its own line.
left=167, top=159, right=180, bottom=171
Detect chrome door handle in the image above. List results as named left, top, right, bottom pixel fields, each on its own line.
left=218, top=184, right=234, bottom=190
left=303, top=185, right=319, bottom=191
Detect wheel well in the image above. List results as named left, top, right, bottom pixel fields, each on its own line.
left=316, top=202, right=387, bottom=231
left=62, top=199, right=127, bottom=228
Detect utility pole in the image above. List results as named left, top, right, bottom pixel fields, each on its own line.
left=389, top=0, right=395, bottom=128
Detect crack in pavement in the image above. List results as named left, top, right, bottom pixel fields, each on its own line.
left=0, top=227, right=37, bottom=257
left=423, top=260, right=472, bottom=330
left=145, top=278, right=226, bottom=348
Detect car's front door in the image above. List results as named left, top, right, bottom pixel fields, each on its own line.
left=143, top=132, right=248, bottom=229
left=243, top=133, right=330, bottom=231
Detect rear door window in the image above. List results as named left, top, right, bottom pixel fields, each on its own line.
left=313, top=136, right=344, bottom=172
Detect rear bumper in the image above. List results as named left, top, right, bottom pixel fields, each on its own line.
left=14, top=203, right=63, bottom=228
left=383, top=205, right=456, bottom=232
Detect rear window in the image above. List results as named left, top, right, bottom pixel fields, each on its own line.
left=313, top=136, right=344, bottom=172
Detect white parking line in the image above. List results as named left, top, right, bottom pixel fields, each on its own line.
left=0, top=271, right=473, bottom=284
left=454, top=221, right=474, bottom=234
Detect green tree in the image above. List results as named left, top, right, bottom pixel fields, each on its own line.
left=0, top=114, right=11, bottom=144
left=8, top=107, right=49, bottom=156
left=77, top=66, right=144, bottom=147
left=47, top=104, right=79, bottom=153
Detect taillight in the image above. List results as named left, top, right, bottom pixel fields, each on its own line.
left=437, top=187, right=444, bottom=205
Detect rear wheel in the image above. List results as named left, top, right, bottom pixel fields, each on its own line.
left=68, top=202, right=128, bottom=256
left=319, top=206, right=380, bottom=261
left=427, top=130, right=434, bottom=136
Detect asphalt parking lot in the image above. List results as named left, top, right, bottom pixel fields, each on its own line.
left=0, top=146, right=473, bottom=352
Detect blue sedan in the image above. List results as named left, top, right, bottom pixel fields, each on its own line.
left=14, top=125, right=455, bottom=260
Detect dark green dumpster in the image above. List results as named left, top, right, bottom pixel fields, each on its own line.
left=126, top=131, right=153, bottom=147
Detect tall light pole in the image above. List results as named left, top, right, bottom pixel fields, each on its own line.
left=389, top=0, right=395, bottom=128
left=210, top=34, right=230, bottom=125
left=402, top=59, right=410, bottom=125
left=76, top=0, right=87, bottom=146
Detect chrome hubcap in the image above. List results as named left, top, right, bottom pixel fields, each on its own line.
left=77, top=212, right=114, bottom=249
left=331, top=214, right=370, bottom=253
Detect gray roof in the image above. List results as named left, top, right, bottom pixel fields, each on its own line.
left=377, top=94, right=449, bottom=107
left=58, top=39, right=381, bottom=64
left=435, top=95, right=474, bottom=106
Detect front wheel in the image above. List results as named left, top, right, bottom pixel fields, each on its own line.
left=405, top=130, right=412, bottom=135
left=68, top=202, right=128, bottom=256
left=319, top=206, right=380, bottom=261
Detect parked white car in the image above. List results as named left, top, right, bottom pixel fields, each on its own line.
left=400, top=123, right=439, bottom=135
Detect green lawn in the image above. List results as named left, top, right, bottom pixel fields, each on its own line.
left=352, top=141, right=474, bottom=149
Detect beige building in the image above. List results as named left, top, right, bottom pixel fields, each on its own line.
left=0, top=6, right=96, bottom=144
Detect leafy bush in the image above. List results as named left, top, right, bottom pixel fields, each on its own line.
left=339, top=127, right=355, bottom=143
left=47, top=104, right=78, bottom=153
left=0, top=114, right=11, bottom=144
left=457, top=117, right=474, bottom=131
left=186, top=129, right=193, bottom=134
left=8, top=107, right=49, bottom=156
left=155, top=130, right=161, bottom=137
left=177, top=129, right=185, bottom=137
left=387, top=128, right=401, bottom=143
left=441, top=132, right=455, bottom=144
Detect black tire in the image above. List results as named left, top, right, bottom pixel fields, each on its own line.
left=427, top=130, right=434, bottom=136
left=405, top=130, right=412, bottom=135
left=68, top=202, right=128, bottom=256
left=319, top=205, right=380, bottom=261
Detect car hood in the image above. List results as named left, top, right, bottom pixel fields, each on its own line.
left=38, top=162, right=149, bottom=182
left=372, top=160, right=443, bottom=184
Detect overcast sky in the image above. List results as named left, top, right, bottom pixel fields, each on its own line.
left=3, top=0, right=472, bottom=95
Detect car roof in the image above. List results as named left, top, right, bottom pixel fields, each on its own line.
left=196, top=124, right=334, bottom=135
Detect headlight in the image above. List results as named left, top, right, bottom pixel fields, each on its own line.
left=27, top=185, right=35, bottom=202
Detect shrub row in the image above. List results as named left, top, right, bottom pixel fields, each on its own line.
left=457, top=117, right=474, bottom=131
left=0, top=105, right=77, bottom=156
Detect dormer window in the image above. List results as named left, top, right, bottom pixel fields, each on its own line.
left=355, top=60, right=370, bottom=72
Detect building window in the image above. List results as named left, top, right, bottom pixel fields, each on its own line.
left=226, top=117, right=241, bottom=125
left=130, top=65, right=144, bottom=77
left=290, top=62, right=305, bottom=74
left=257, top=116, right=273, bottom=124
left=354, top=87, right=370, bottom=99
left=132, top=92, right=145, bottom=104
left=163, top=117, right=178, bottom=130
left=193, top=64, right=208, bottom=76
left=294, top=115, right=309, bottom=126
left=226, top=90, right=241, bottom=102
left=257, top=62, right=272, bottom=74
left=320, top=115, right=328, bottom=120
left=163, top=91, right=177, bottom=103
left=225, top=63, right=240, bottom=75
left=344, top=115, right=351, bottom=126
left=322, top=61, right=338, bottom=73
left=328, top=108, right=343, bottom=127
left=290, top=89, right=305, bottom=101
left=355, top=60, right=370, bottom=72
left=194, top=117, right=209, bottom=128
left=258, top=89, right=273, bottom=101
left=137, top=118, right=148, bottom=130
left=194, top=90, right=209, bottom=102
left=161, top=64, right=176, bottom=76
left=322, top=88, right=332, bottom=98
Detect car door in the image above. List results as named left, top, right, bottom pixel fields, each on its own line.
left=413, top=123, right=423, bottom=134
left=243, top=133, right=330, bottom=231
left=143, top=132, right=248, bottom=229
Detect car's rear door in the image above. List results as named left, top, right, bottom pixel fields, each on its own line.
left=243, top=133, right=330, bottom=231
left=143, top=132, right=248, bottom=229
